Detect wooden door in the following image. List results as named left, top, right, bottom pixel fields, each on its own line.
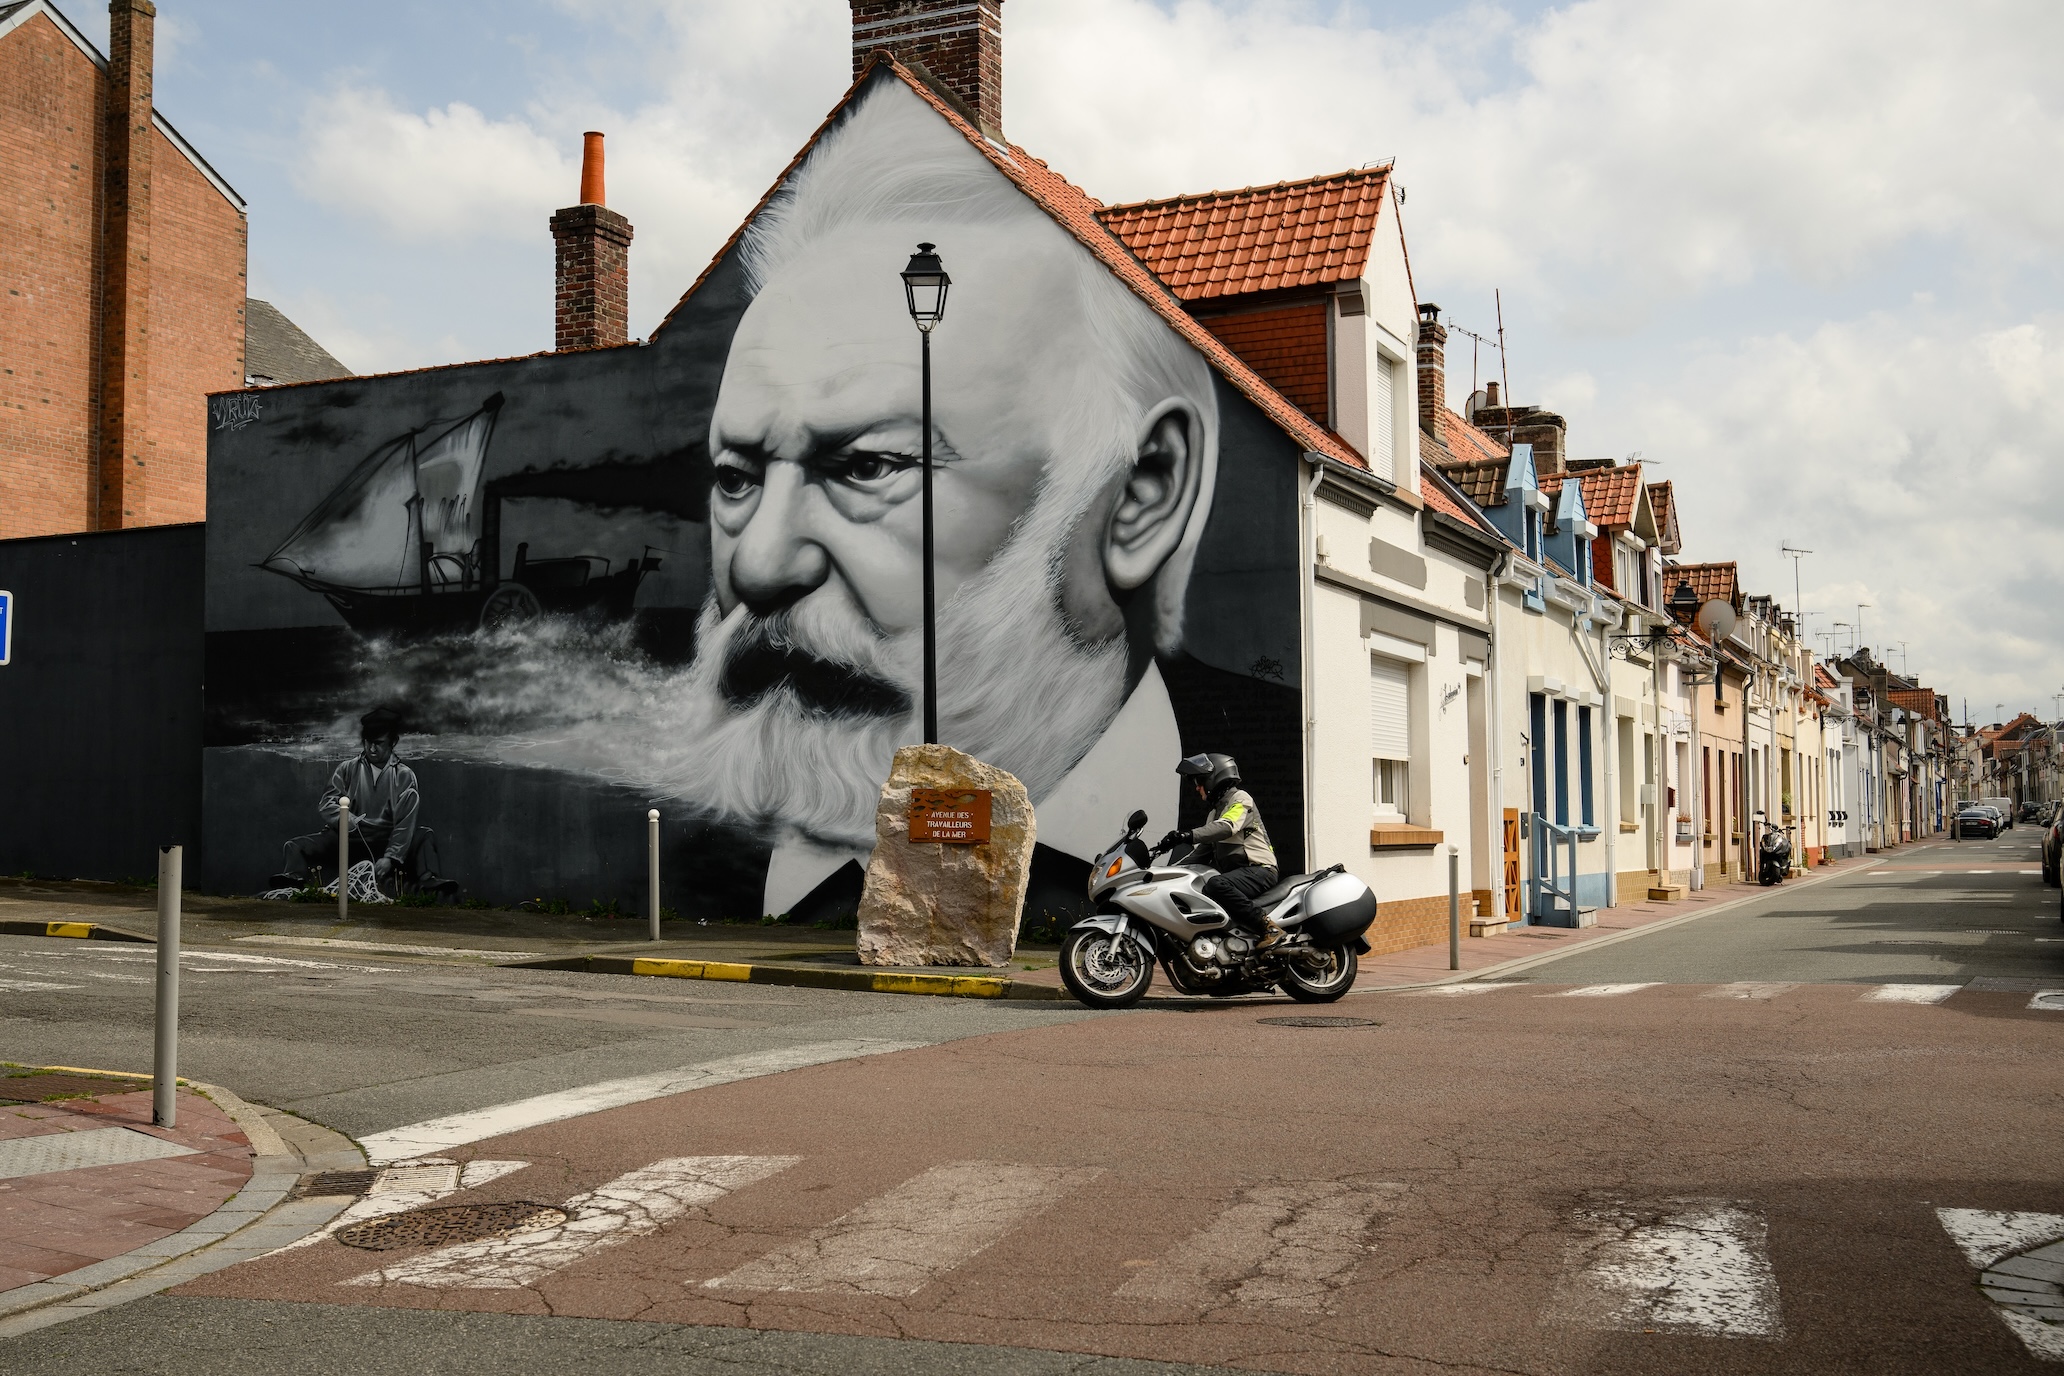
left=1502, top=808, right=1521, bottom=919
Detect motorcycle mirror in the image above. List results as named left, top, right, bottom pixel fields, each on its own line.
left=1126, top=809, right=1149, bottom=833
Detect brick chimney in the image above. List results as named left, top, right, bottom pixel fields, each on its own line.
left=851, top=0, right=1004, bottom=138
left=550, top=132, right=633, bottom=351
left=1415, top=302, right=1446, bottom=436
left=97, top=0, right=156, bottom=530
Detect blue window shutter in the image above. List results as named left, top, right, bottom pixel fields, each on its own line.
left=1553, top=699, right=1570, bottom=826
left=1579, top=706, right=1595, bottom=827
left=1531, top=694, right=1549, bottom=816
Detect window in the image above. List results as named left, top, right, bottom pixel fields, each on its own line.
left=1578, top=706, right=1595, bottom=827
left=1372, top=355, right=1397, bottom=480
left=1577, top=538, right=1592, bottom=586
left=1525, top=509, right=1541, bottom=561
left=1371, top=656, right=1411, bottom=820
left=1703, top=746, right=1713, bottom=827
left=1618, top=716, right=1638, bottom=823
left=1530, top=693, right=1549, bottom=817
left=1554, top=699, right=1571, bottom=826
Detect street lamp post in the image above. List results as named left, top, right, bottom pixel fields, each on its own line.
left=900, top=243, right=952, bottom=744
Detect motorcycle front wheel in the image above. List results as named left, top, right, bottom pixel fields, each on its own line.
left=1278, top=943, right=1358, bottom=1003
left=1059, top=929, right=1155, bottom=1009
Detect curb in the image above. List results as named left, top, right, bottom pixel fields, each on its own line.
left=509, top=953, right=1072, bottom=1002
left=0, top=919, right=152, bottom=943
left=1354, top=858, right=1878, bottom=994
left=0, top=1072, right=364, bottom=1337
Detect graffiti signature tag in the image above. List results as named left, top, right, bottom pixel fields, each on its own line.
left=210, top=395, right=264, bottom=431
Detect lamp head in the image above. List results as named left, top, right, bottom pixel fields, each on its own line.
left=1667, top=579, right=1700, bottom=622
left=900, top=242, right=951, bottom=332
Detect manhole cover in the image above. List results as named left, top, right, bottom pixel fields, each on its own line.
left=1257, top=1016, right=1380, bottom=1028
left=335, top=1202, right=568, bottom=1251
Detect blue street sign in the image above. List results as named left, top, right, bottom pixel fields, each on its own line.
left=0, top=590, right=11, bottom=665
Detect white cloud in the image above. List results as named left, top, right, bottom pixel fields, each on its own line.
left=1621, top=308, right=2064, bottom=713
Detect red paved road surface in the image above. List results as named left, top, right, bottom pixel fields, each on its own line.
left=183, top=981, right=2064, bottom=1373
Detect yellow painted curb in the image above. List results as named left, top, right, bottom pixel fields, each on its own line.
left=870, top=972, right=1009, bottom=998
left=630, top=958, right=754, bottom=982
left=46, top=921, right=94, bottom=939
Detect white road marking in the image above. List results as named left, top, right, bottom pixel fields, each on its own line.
left=0, top=978, right=79, bottom=992
left=1116, top=1180, right=1404, bottom=1312
left=236, top=935, right=538, bottom=961
left=707, top=1161, right=1100, bottom=1297
left=1549, top=1197, right=1782, bottom=1339
left=2029, top=991, right=2064, bottom=1013
left=1862, top=984, right=1961, bottom=1004
left=1401, top=982, right=1524, bottom=997
left=1554, top=984, right=1661, bottom=998
left=1938, top=1210, right=2064, bottom=1268
left=357, top=1040, right=924, bottom=1165
left=1937, top=1210, right=2064, bottom=1359
left=277, top=1158, right=530, bottom=1253
left=343, top=1155, right=798, bottom=1289
left=1705, top=982, right=1798, bottom=1000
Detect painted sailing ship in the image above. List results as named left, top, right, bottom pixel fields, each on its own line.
left=257, top=394, right=660, bottom=635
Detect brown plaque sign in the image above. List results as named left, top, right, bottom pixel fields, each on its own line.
left=909, top=788, right=992, bottom=844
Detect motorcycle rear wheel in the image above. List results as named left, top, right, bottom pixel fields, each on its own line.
left=1059, top=929, right=1155, bottom=1009
left=1278, top=944, right=1358, bottom=1003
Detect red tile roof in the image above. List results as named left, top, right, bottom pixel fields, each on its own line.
left=1647, top=480, right=1682, bottom=555
left=1673, top=561, right=1740, bottom=610
left=1577, top=464, right=1643, bottom=528
left=659, top=58, right=1366, bottom=474
left=1096, top=167, right=1392, bottom=303
left=1888, top=687, right=1943, bottom=720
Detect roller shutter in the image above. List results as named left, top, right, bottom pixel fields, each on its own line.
left=1371, top=657, right=1410, bottom=761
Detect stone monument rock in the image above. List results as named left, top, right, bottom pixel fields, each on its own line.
left=856, top=744, right=1035, bottom=968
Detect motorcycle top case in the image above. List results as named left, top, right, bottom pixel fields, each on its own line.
left=1296, top=872, right=1378, bottom=940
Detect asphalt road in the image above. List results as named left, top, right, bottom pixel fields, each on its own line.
left=4, top=839, right=2062, bottom=1375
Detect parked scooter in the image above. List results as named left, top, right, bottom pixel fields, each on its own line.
left=1754, top=813, right=1793, bottom=886
left=1058, top=809, right=1379, bottom=1010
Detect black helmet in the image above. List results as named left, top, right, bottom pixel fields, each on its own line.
left=1177, top=753, right=1242, bottom=797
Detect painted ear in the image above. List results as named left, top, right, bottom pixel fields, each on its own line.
left=1103, top=400, right=1204, bottom=592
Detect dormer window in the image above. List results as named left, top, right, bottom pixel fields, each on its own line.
left=1525, top=510, right=1542, bottom=560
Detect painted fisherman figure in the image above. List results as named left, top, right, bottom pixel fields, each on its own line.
left=1161, top=754, right=1284, bottom=947
left=273, top=706, right=446, bottom=895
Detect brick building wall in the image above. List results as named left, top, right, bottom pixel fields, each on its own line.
left=0, top=5, right=246, bottom=538
left=0, top=11, right=101, bottom=539
left=144, top=129, right=246, bottom=524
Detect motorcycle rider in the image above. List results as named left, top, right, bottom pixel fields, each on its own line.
left=1159, top=754, right=1284, bottom=947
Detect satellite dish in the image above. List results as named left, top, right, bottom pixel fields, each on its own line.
left=1696, top=599, right=1738, bottom=641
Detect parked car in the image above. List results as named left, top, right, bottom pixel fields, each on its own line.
left=2045, top=811, right=2064, bottom=886
left=1981, top=796, right=2015, bottom=830
left=2020, top=801, right=2046, bottom=823
left=1955, top=806, right=2000, bottom=840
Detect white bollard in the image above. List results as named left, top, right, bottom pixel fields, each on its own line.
left=153, top=845, right=182, bottom=1128
left=338, top=796, right=351, bottom=920
left=648, top=809, right=661, bottom=942
left=1448, top=844, right=1461, bottom=972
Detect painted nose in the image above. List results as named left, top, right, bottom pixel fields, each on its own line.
left=725, top=462, right=830, bottom=616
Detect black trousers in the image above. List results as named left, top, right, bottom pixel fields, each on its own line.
left=281, top=827, right=439, bottom=890
left=1204, top=864, right=1279, bottom=931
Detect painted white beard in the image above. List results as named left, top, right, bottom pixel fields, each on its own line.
left=652, top=497, right=1131, bottom=849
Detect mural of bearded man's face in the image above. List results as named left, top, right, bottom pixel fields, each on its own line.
left=672, top=221, right=1212, bottom=848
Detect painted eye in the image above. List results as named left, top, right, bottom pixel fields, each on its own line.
left=713, top=464, right=758, bottom=498
left=832, top=452, right=915, bottom=486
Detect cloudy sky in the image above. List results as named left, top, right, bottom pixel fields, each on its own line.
left=105, top=0, right=2064, bottom=723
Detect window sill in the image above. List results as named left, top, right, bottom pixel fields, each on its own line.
left=1370, top=824, right=1444, bottom=850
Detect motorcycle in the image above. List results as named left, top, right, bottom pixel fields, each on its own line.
left=1755, top=813, right=1793, bottom=886
left=1057, top=809, right=1379, bottom=1010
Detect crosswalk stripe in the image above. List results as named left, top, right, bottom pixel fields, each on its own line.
left=342, top=1155, right=800, bottom=1290
left=705, top=1161, right=1098, bottom=1297
left=1937, top=1209, right=2064, bottom=1360
left=1936, top=1209, right=2064, bottom=1268
left=1549, top=1196, right=1782, bottom=1339
left=1401, top=982, right=1524, bottom=997
left=1705, top=982, right=1799, bottom=1000
left=2031, top=992, right=2064, bottom=1013
left=278, top=1158, right=530, bottom=1254
left=1554, top=983, right=1661, bottom=998
left=1115, top=1180, right=1404, bottom=1312
left=1864, top=984, right=1961, bottom=1004
left=357, top=1040, right=923, bottom=1165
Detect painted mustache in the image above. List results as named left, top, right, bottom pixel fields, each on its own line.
left=717, top=616, right=910, bottom=719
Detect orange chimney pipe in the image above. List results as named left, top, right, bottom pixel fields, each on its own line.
left=579, top=131, right=605, bottom=206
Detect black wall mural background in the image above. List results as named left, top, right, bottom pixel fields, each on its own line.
left=201, top=76, right=1305, bottom=919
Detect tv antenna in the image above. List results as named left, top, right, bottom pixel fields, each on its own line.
left=1779, top=545, right=1811, bottom=629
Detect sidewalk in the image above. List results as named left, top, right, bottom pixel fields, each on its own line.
left=0, top=1072, right=251, bottom=1293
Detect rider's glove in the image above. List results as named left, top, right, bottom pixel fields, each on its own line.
left=1155, top=830, right=1186, bottom=853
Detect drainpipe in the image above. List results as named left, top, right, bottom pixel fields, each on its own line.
left=1300, top=459, right=1324, bottom=873
left=1689, top=658, right=1705, bottom=891
left=1487, top=560, right=1508, bottom=925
